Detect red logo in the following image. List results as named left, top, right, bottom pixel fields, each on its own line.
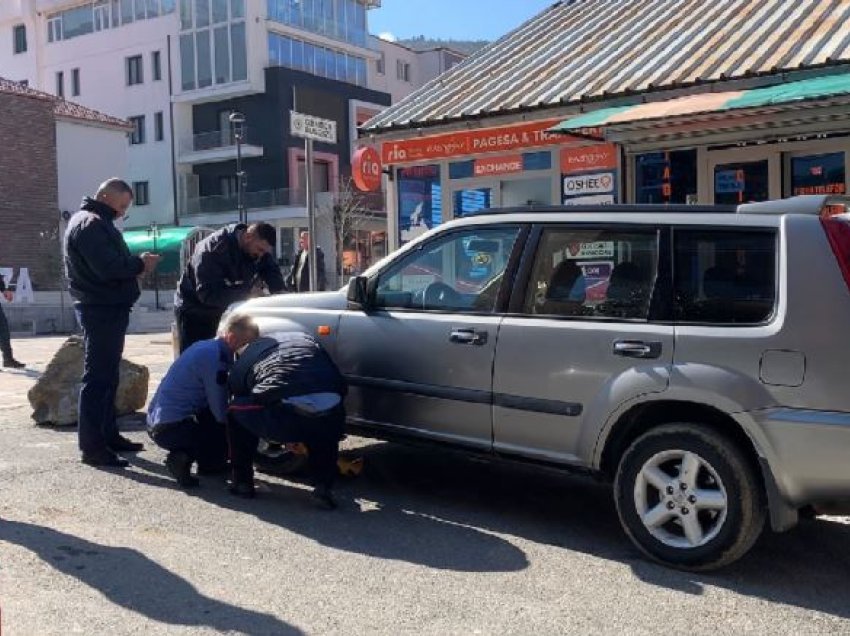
left=352, top=146, right=382, bottom=192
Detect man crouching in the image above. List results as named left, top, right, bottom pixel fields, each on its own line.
left=227, top=330, right=347, bottom=509
left=147, top=314, right=259, bottom=487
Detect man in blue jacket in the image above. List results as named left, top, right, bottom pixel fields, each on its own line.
left=64, top=178, right=160, bottom=468
left=147, top=314, right=259, bottom=487
left=174, top=223, right=285, bottom=353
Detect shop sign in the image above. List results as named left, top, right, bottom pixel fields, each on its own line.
left=715, top=169, right=745, bottom=194
left=563, top=172, right=615, bottom=196
left=474, top=154, right=523, bottom=177
left=562, top=194, right=615, bottom=206
left=793, top=183, right=847, bottom=195
left=381, top=119, right=596, bottom=164
left=352, top=146, right=382, bottom=192
left=560, top=144, right=618, bottom=173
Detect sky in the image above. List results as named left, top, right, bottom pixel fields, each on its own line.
left=368, top=0, right=557, bottom=42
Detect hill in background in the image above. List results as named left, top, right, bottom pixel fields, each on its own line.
left=397, top=36, right=489, bottom=55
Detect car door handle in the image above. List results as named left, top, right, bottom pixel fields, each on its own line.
left=613, top=340, right=662, bottom=359
left=450, top=328, right=488, bottom=346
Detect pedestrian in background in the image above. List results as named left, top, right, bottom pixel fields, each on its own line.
left=0, top=272, right=24, bottom=369
left=174, top=222, right=284, bottom=353
left=64, top=178, right=160, bottom=468
left=286, top=231, right=327, bottom=292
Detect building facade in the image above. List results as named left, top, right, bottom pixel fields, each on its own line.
left=363, top=0, right=850, bottom=252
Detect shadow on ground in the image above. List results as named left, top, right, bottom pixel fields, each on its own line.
left=0, top=520, right=302, bottom=636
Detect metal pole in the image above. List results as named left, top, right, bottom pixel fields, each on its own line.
left=153, top=231, right=160, bottom=310
left=236, top=131, right=245, bottom=224
left=305, top=138, right=318, bottom=292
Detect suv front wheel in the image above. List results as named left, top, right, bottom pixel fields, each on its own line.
left=614, top=424, right=765, bottom=570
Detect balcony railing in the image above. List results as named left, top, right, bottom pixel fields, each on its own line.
left=179, top=128, right=263, bottom=155
left=182, top=188, right=306, bottom=216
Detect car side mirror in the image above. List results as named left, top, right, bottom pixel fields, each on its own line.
left=347, top=275, right=372, bottom=310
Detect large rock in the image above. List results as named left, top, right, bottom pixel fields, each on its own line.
left=28, top=336, right=149, bottom=426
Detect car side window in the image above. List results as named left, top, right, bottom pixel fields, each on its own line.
left=374, top=227, right=521, bottom=312
left=674, top=229, right=776, bottom=324
left=523, top=227, right=660, bottom=320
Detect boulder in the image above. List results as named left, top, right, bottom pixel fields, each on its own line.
left=28, top=336, right=149, bottom=426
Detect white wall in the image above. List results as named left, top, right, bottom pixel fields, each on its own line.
left=0, top=9, right=38, bottom=84
left=56, top=119, right=129, bottom=217
left=367, top=37, right=422, bottom=104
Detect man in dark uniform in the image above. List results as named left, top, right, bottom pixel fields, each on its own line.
left=227, top=330, right=347, bottom=509
left=174, top=223, right=284, bottom=352
left=64, top=178, right=161, bottom=467
left=0, top=272, right=24, bottom=369
left=286, top=231, right=327, bottom=292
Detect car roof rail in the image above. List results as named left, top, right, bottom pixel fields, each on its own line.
left=465, top=203, right=737, bottom=217
left=738, top=195, right=850, bottom=215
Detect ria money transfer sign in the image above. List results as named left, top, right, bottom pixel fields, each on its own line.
left=561, top=143, right=619, bottom=205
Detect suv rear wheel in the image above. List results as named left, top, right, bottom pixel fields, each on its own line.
left=614, top=424, right=765, bottom=570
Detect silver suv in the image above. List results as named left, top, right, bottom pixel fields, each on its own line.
left=231, top=195, right=850, bottom=570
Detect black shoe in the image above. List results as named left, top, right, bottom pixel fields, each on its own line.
left=311, top=485, right=337, bottom=510
left=2, top=359, right=24, bottom=369
left=165, top=451, right=199, bottom=488
left=82, top=450, right=129, bottom=468
left=108, top=435, right=144, bottom=453
left=196, top=461, right=229, bottom=476
left=229, top=481, right=256, bottom=499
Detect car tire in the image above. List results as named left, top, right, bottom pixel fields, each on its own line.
left=614, top=423, right=765, bottom=571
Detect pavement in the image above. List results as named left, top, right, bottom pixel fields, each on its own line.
left=1, top=334, right=849, bottom=635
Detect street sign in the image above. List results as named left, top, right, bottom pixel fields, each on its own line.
left=290, top=110, right=337, bottom=144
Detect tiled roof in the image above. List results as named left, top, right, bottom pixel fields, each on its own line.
left=0, top=77, right=132, bottom=130
left=364, top=0, right=850, bottom=133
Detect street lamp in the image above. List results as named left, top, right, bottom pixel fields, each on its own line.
left=229, top=111, right=247, bottom=225
left=147, top=221, right=161, bottom=310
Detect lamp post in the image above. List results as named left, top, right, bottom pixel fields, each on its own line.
left=229, top=111, right=247, bottom=225
left=147, top=221, right=161, bottom=310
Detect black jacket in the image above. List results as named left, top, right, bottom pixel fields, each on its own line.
left=229, top=334, right=347, bottom=406
left=286, top=247, right=327, bottom=292
left=64, top=198, right=144, bottom=306
left=175, top=224, right=285, bottom=316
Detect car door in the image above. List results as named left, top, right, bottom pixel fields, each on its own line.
left=336, top=224, right=525, bottom=450
left=492, top=224, right=674, bottom=466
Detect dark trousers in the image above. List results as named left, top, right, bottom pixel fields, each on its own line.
left=75, top=304, right=130, bottom=455
left=0, top=304, right=13, bottom=361
left=148, top=408, right=228, bottom=468
left=228, top=402, right=344, bottom=489
left=175, top=308, right=222, bottom=354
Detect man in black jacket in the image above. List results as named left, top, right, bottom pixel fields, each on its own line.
left=174, top=223, right=284, bottom=352
left=0, top=272, right=24, bottom=369
left=64, top=178, right=160, bottom=468
left=227, top=331, right=347, bottom=508
left=285, top=231, right=327, bottom=292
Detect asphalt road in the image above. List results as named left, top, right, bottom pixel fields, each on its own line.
left=0, top=334, right=849, bottom=635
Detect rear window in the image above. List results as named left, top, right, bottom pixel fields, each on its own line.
left=673, top=229, right=776, bottom=324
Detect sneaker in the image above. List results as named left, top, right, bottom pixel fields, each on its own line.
left=311, top=485, right=338, bottom=510
left=81, top=450, right=129, bottom=468
left=2, top=359, right=24, bottom=369
left=108, top=434, right=144, bottom=453
left=165, top=451, right=199, bottom=488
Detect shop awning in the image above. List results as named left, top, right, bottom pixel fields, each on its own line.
left=550, top=72, right=850, bottom=135
left=122, top=226, right=198, bottom=274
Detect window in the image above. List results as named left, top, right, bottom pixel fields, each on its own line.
left=128, top=115, right=146, bottom=144
left=13, top=25, right=27, bottom=54
left=790, top=152, right=846, bottom=196
left=180, top=33, right=195, bottom=90
left=55, top=71, right=64, bottom=97
left=454, top=188, right=492, bottom=217
left=196, top=29, right=212, bottom=88
left=133, top=181, right=150, bottom=205
left=375, top=227, right=522, bottom=312
left=674, top=229, right=776, bottom=325
left=152, top=50, right=162, bottom=80
left=714, top=160, right=769, bottom=205
left=154, top=111, right=164, bottom=141
left=94, top=1, right=110, bottom=30
left=398, top=165, right=442, bottom=244
left=523, top=227, right=659, bottom=320
left=71, top=68, right=80, bottom=96
left=397, top=60, right=410, bottom=82
left=376, top=51, right=385, bottom=74
left=220, top=175, right=238, bottom=197
left=47, top=16, right=62, bottom=43
left=62, top=5, right=95, bottom=39
left=214, top=25, right=230, bottom=83
left=127, top=55, right=144, bottom=85
left=636, top=149, right=698, bottom=204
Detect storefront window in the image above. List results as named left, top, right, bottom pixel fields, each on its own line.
left=635, top=150, right=697, bottom=204
left=454, top=188, right=492, bottom=217
left=714, top=160, right=769, bottom=205
left=791, top=152, right=846, bottom=196
left=398, top=165, right=442, bottom=244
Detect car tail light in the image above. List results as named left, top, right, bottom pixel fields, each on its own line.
left=821, top=215, right=850, bottom=292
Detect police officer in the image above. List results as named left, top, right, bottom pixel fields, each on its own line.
left=147, top=314, right=259, bottom=487
left=0, top=272, right=24, bottom=369
left=174, top=223, right=284, bottom=352
left=64, top=178, right=160, bottom=467
left=227, top=329, right=347, bottom=509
